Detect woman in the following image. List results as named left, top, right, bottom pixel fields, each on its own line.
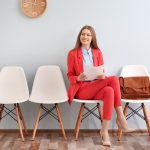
left=67, top=25, right=134, bottom=146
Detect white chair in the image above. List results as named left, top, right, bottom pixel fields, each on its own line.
left=118, top=65, right=150, bottom=140
left=74, top=99, right=103, bottom=140
left=0, top=67, right=29, bottom=141
left=29, top=66, right=68, bottom=141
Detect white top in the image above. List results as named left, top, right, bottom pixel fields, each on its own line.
left=82, top=47, right=93, bottom=66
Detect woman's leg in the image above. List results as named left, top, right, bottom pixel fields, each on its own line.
left=107, top=76, right=134, bottom=131
left=115, top=106, right=134, bottom=132
left=106, top=76, right=122, bottom=107
left=115, top=106, right=128, bottom=127
left=101, top=120, right=111, bottom=146
left=76, top=81, right=115, bottom=146
left=76, top=81, right=115, bottom=120
left=94, top=86, right=114, bottom=120
left=94, top=86, right=114, bottom=146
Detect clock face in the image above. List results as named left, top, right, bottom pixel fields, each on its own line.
left=21, top=0, right=47, bottom=18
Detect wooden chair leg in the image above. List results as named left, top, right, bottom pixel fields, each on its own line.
left=18, top=104, right=28, bottom=135
left=55, top=104, right=67, bottom=141
left=75, top=103, right=84, bottom=134
left=117, top=102, right=129, bottom=141
left=32, top=105, right=42, bottom=141
left=0, top=104, right=4, bottom=121
left=75, top=103, right=84, bottom=141
left=15, top=104, right=25, bottom=142
left=142, top=103, right=150, bottom=135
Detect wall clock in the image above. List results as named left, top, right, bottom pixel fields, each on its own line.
left=21, top=0, right=47, bottom=18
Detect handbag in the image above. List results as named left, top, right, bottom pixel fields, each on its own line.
left=119, top=76, right=150, bottom=99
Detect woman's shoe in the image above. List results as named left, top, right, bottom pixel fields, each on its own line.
left=116, top=119, right=135, bottom=133
left=100, top=131, right=111, bottom=146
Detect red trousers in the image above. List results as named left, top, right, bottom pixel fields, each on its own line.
left=75, top=76, right=122, bottom=120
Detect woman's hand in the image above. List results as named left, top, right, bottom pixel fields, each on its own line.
left=97, top=74, right=106, bottom=80
left=77, top=73, right=87, bottom=81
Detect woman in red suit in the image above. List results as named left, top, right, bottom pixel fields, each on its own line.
left=67, top=25, right=134, bottom=146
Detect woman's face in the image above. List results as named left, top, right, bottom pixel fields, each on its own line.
left=80, top=29, right=92, bottom=48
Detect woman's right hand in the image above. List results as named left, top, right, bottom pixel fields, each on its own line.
left=97, top=73, right=106, bottom=80
left=77, top=73, right=87, bottom=82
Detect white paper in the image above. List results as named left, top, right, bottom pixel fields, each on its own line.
left=83, top=65, right=104, bottom=81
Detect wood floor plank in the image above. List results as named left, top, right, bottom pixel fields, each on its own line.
left=0, top=131, right=149, bottom=150
left=29, top=141, right=40, bottom=150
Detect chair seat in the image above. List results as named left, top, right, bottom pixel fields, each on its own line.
left=0, top=98, right=28, bottom=104
left=29, top=98, right=67, bottom=104
left=122, top=99, right=150, bottom=103
left=74, top=99, right=101, bottom=103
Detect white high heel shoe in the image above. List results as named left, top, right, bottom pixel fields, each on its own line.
left=100, top=131, right=111, bottom=146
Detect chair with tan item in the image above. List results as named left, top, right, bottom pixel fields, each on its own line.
left=117, top=65, right=150, bottom=140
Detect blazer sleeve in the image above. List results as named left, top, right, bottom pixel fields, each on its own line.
left=67, top=50, right=78, bottom=84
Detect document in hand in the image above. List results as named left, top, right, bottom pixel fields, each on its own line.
left=83, top=65, right=104, bottom=81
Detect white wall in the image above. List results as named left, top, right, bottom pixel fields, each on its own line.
left=0, top=0, right=150, bottom=129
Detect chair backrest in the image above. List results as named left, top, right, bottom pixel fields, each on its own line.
left=29, top=65, right=68, bottom=104
left=0, top=67, right=29, bottom=104
left=120, top=65, right=149, bottom=77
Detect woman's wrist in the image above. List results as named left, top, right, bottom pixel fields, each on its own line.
left=77, top=76, right=80, bottom=82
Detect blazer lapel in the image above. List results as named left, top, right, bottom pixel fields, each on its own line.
left=77, top=48, right=83, bottom=73
left=92, top=49, right=98, bottom=66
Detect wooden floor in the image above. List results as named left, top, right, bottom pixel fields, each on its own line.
left=0, top=131, right=150, bottom=150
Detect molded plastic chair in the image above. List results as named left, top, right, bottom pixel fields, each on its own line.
left=74, top=99, right=103, bottom=140
left=29, top=66, right=68, bottom=141
left=0, top=67, right=29, bottom=141
left=117, top=65, right=150, bottom=140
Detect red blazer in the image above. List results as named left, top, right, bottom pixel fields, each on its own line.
left=67, top=48, right=104, bottom=104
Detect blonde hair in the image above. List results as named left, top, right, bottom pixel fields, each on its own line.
left=75, top=25, right=99, bottom=49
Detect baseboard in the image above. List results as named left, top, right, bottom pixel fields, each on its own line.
left=0, top=129, right=148, bottom=133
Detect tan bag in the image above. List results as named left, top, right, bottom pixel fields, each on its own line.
left=119, top=76, right=150, bottom=99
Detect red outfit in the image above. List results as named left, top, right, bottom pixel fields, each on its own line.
left=67, top=48, right=122, bottom=120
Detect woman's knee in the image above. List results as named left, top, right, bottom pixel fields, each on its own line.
left=103, top=87, right=114, bottom=106
left=103, top=86, right=114, bottom=97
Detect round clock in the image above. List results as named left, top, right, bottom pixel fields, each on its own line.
left=21, top=0, right=47, bottom=18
